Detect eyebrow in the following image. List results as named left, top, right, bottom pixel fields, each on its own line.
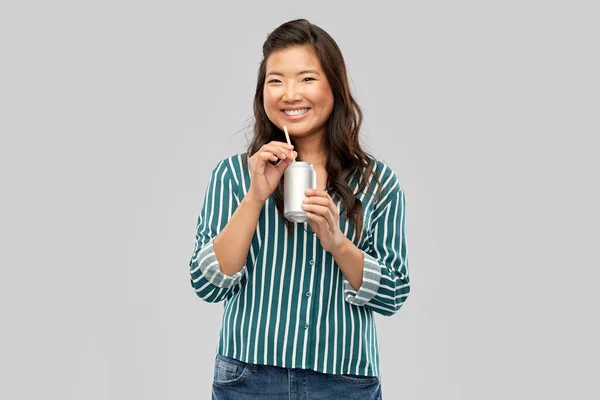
left=266, top=70, right=321, bottom=77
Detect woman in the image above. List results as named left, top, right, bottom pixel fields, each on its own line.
left=189, top=19, right=410, bottom=400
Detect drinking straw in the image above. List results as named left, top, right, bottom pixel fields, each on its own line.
left=283, top=125, right=294, bottom=163
left=283, top=125, right=291, bottom=146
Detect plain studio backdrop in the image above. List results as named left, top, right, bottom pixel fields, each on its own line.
left=1, top=1, right=598, bottom=399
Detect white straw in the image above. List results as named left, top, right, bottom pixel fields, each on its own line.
left=283, top=125, right=291, bottom=146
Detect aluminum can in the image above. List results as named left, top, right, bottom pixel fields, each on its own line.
left=284, top=162, right=316, bottom=223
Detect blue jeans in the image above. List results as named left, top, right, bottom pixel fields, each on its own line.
left=212, top=354, right=382, bottom=400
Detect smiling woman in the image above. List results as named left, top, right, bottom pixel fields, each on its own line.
left=263, top=47, right=334, bottom=135
left=189, top=19, right=410, bottom=400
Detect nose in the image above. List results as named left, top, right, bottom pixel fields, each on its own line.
left=282, top=83, right=302, bottom=103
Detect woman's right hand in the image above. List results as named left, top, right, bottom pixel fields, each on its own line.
left=247, top=141, right=297, bottom=203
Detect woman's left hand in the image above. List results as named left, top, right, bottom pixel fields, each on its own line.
left=302, top=189, right=346, bottom=254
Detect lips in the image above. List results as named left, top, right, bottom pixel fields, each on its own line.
left=281, top=108, right=310, bottom=120
left=282, top=107, right=310, bottom=115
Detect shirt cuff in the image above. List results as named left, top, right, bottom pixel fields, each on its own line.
left=343, top=252, right=382, bottom=306
left=191, top=239, right=245, bottom=289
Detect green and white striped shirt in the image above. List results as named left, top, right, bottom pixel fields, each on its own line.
left=189, top=153, right=410, bottom=378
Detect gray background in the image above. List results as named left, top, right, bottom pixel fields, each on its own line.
left=1, top=1, right=598, bottom=399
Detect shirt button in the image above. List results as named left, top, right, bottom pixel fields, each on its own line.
left=304, top=323, right=309, bottom=330
left=306, top=292, right=312, bottom=297
left=309, top=259, right=315, bottom=266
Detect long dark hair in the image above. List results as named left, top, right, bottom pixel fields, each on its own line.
left=247, top=19, right=381, bottom=238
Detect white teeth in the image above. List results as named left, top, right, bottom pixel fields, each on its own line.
left=284, top=108, right=309, bottom=116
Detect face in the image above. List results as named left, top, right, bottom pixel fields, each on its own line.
left=263, top=45, right=334, bottom=139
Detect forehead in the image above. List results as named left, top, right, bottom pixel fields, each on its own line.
left=265, top=45, right=323, bottom=73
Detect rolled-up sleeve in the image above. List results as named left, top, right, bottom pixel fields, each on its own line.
left=343, top=177, right=410, bottom=316
left=189, top=159, right=245, bottom=303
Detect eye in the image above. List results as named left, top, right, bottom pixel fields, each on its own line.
left=301, top=77, right=315, bottom=82
left=267, top=79, right=281, bottom=84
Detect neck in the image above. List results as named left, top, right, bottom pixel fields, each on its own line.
left=293, top=130, right=327, bottom=168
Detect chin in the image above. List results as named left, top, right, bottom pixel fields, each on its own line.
left=280, top=122, right=320, bottom=136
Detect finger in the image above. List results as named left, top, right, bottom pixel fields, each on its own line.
left=323, top=193, right=338, bottom=220
left=309, top=193, right=338, bottom=227
left=285, top=150, right=298, bottom=162
left=262, top=144, right=295, bottom=161
left=303, top=195, right=330, bottom=206
left=261, top=146, right=295, bottom=166
left=261, top=145, right=287, bottom=161
left=266, top=141, right=294, bottom=154
left=304, top=210, right=327, bottom=227
left=269, top=140, right=295, bottom=152
left=304, top=191, right=338, bottom=218
left=305, top=188, right=330, bottom=198
left=257, top=146, right=288, bottom=169
left=305, top=213, right=317, bottom=232
left=259, top=151, right=279, bottom=161
left=258, top=152, right=280, bottom=169
left=275, top=151, right=297, bottom=171
left=302, top=203, right=335, bottom=228
left=268, top=156, right=282, bottom=166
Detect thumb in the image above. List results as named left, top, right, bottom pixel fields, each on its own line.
left=276, top=151, right=297, bottom=172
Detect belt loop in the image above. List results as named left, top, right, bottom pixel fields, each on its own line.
left=250, top=363, right=258, bottom=373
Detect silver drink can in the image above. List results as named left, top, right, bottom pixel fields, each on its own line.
left=284, top=162, right=316, bottom=223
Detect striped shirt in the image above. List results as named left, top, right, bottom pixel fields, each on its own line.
left=189, top=152, right=410, bottom=377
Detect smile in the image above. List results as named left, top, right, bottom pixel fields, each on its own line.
left=282, top=108, right=310, bottom=116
